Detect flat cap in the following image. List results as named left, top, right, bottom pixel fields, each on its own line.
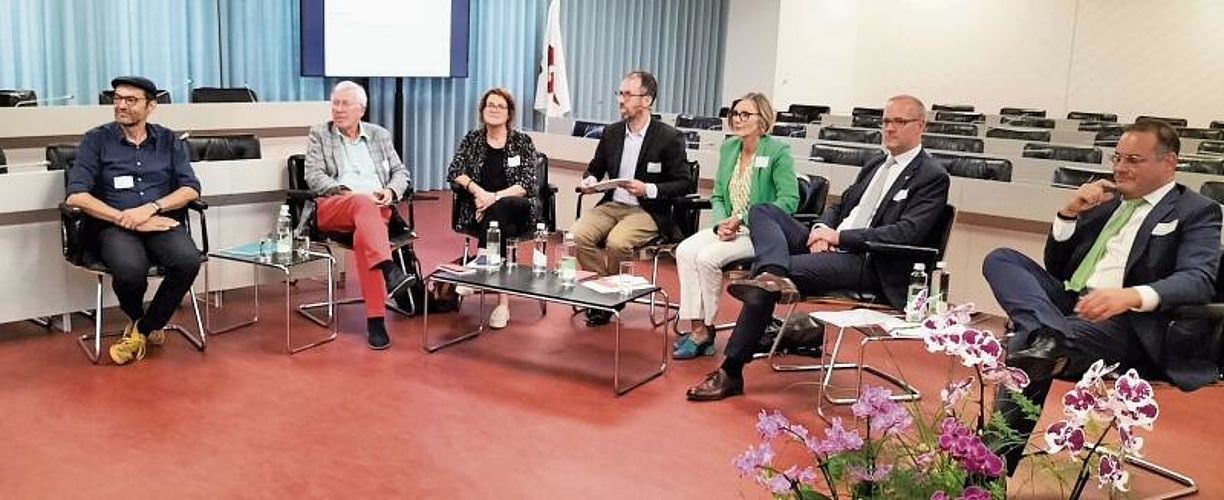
left=111, top=76, right=158, bottom=97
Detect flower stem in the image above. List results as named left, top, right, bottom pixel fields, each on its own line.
left=1069, top=419, right=1117, bottom=500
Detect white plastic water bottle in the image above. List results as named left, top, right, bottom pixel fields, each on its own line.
left=558, top=231, right=577, bottom=286
left=929, top=261, right=950, bottom=315
left=275, top=204, right=293, bottom=257
left=532, top=223, right=549, bottom=274
left=905, top=263, right=928, bottom=323
left=486, top=221, right=502, bottom=267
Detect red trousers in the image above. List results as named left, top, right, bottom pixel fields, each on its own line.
left=316, top=194, right=392, bottom=317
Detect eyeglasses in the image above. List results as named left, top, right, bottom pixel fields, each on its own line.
left=881, top=117, right=922, bottom=127
left=614, top=91, right=648, bottom=99
left=729, top=111, right=760, bottom=121
left=1110, top=152, right=1166, bottom=166
left=485, top=103, right=510, bottom=111
left=112, top=94, right=149, bottom=107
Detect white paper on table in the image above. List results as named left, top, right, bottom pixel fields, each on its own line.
left=808, top=308, right=915, bottom=331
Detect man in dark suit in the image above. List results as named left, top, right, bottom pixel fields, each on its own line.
left=573, top=70, right=690, bottom=325
left=686, top=95, right=951, bottom=400
left=983, top=120, right=1221, bottom=474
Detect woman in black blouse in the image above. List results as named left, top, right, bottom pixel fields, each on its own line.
left=448, top=87, right=539, bottom=328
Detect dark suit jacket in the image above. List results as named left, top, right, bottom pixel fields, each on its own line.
left=583, top=119, right=691, bottom=241
left=819, top=148, right=951, bottom=307
left=1044, top=184, right=1222, bottom=390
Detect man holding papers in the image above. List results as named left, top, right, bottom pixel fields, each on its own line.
left=572, top=70, right=690, bottom=326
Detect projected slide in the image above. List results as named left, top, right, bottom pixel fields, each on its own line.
left=301, top=0, right=469, bottom=77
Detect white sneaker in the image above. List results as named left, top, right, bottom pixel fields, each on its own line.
left=488, top=304, right=510, bottom=329
left=456, top=285, right=475, bottom=296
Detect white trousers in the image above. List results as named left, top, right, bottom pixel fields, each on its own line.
left=674, top=228, right=755, bottom=324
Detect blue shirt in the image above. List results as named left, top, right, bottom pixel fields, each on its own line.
left=66, top=122, right=202, bottom=210
left=335, top=123, right=384, bottom=194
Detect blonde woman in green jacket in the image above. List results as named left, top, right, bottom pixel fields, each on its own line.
left=673, top=93, right=800, bottom=359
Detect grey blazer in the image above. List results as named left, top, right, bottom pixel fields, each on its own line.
left=304, top=121, right=412, bottom=200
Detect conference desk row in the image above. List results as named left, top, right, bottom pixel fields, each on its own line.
left=527, top=130, right=1222, bottom=316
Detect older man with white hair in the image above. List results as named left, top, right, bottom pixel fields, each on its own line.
left=304, top=80, right=413, bottom=350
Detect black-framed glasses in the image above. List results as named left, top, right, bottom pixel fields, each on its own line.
left=729, top=111, right=760, bottom=121
left=614, top=91, right=648, bottom=99
left=1110, top=152, right=1166, bottom=166
left=485, top=103, right=510, bottom=111
left=881, top=117, right=921, bottom=127
left=112, top=94, right=149, bottom=107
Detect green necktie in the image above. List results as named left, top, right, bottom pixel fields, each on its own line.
left=1065, top=199, right=1144, bottom=292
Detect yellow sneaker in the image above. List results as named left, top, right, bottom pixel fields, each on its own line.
left=146, top=328, right=167, bottom=346
left=109, top=323, right=147, bottom=365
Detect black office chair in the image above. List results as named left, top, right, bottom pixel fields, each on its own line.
left=682, top=130, right=703, bottom=150
left=1000, top=107, right=1047, bottom=118
left=0, top=89, right=37, bottom=107
left=45, top=143, right=79, bottom=171
left=926, top=121, right=979, bottom=137
left=1000, top=115, right=1056, bottom=129
left=932, top=104, right=974, bottom=112
left=1137, top=115, right=1188, bottom=128
left=921, top=134, right=984, bottom=153
left=1198, top=141, right=1224, bottom=155
left=1023, top=143, right=1104, bottom=164
left=809, top=143, right=886, bottom=167
left=0, top=147, right=6, bottom=174
left=184, top=134, right=262, bottom=162
left=1176, top=127, right=1224, bottom=141
left=771, top=123, right=807, bottom=138
left=787, top=104, right=829, bottom=123
left=1067, top=111, right=1118, bottom=122
left=190, top=87, right=258, bottom=103
left=986, top=126, right=1052, bottom=142
left=775, top=112, right=808, bottom=124
left=571, top=120, right=607, bottom=139
left=675, top=115, right=723, bottom=130
left=1094, top=129, right=1123, bottom=148
left=718, top=107, right=731, bottom=118
left=1177, top=155, right=1224, bottom=175
left=100, top=89, right=171, bottom=105
left=933, top=111, right=984, bottom=123
left=930, top=152, right=1013, bottom=182
left=818, top=126, right=882, bottom=145
left=59, top=167, right=209, bottom=364
left=851, top=114, right=882, bottom=129
left=1053, top=166, right=1114, bottom=187
left=851, top=107, right=884, bottom=118
left=286, top=154, right=421, bottom=316
left=451, top=153, right=558, bottom=261
left=1077, top=121, right=1123, bottom=133
left=1200, top=181, right=1224, bottom=204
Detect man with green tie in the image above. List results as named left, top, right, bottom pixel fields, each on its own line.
left=982, top=120, right=1222, bottom=474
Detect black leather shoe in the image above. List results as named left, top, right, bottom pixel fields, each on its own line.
left=728, top=272, right=800, bottom=304
left=1005, top=332, right=1067, bottom=382
left=385, top=266, right=416, bottom=304
left=686, top=369, right=744, bottom=401
left=586, top=309, right=612, bottom=326
left=367, top=328, right=391, bottom=350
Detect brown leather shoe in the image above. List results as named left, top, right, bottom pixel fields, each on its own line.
left=686, top=369, right=744, bottom=401
left=727, top=272, right=800, bottom=304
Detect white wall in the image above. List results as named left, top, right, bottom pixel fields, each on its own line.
left=720, top=0, right=781, bottom=106
left=769, top=0, right=1224, bottom=126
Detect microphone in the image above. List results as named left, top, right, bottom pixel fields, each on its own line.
left=156, top=78, right=193, bottom=101
left=15, top=94, right=74, bottom=107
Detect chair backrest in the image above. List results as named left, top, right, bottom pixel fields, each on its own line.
left=795, top=174, right=829, bottom=217
left=787, top=104, right=829, bottom=123
left=682, top=130, right=701, bottom=150
left=1199, top=181, right=1224, bottom=205
left=535, top=153, right=557, bottom=232
left=921, top=134, right=984, bottom=153
left=771, top=123, right=807, bottom=138
left=1067, top=111, right=1118, bottom=122
left=927, top=204, right=958, bottom=261
left=1053, top=166, right=1114, bottom=188
left=1177, top=127, right=1224, bottom=141
left=0, top=89, right=37, bottom=107
left=925, top=121, right=979, bottom=137
left=185, top=134, right=262, bottom=162
left=818, top=126, right=882, bottom=145
left=1078, top=121, right=1123, bottom=133
left=1000, top=107, right=1047, bottom=118
left=190, top=87, right=258, bottom=103
left=1000, top=115, right=1056, bottom=129
left=718, top=106, right=731, bottom=118
left=1199, top=141, right=1224, bottom=155
left=775, top=111, right=807, bottom=124
left=851, top=114, right=882, bottom=129
left=1023, top=143, right=1103, bottom=164
left=932, top=104, right=974, bottom=112
left=931, top=152, right=1013, bottom=182
left=571, top=120, right=607, bottom=139
left=99, top=89, right=171, bottom=104
left=675, top=114, right=723, bottom=130
left=851, top=107, right=884, bottom=118
left=934, top=111, right=984, bottom=123
left=1177, top=155, right=1224, bottom=175
left=46, top=143, right=79, bottom=171
left=0, top=147, right=6, bottom=174
left=1137, top=115, right=1188, bottom=127
left=1094, top=129, right=1123, bottom=143
left=809, top=143, right=885, bottom=167
left=669, top=160, right=704, bottom=242
left=986, top=126, right=1052, bottom=142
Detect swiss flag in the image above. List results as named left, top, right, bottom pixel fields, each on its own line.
left=534, top=0, right=571, bottom=117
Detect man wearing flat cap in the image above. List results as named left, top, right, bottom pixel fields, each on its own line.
left=65, top=76, right=203, bottom=365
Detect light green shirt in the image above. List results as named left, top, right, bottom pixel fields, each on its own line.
left=336, top=124, right=384, bottom=194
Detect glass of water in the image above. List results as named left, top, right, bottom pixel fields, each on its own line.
left=504, top=238, right=519, bottom=268
left=618, top=261, right=635, bottom=295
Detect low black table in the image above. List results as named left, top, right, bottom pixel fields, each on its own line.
left=423, top=264, right=670, bottom=395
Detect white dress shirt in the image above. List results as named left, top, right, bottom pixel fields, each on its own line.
left=1051, top=181, right=1176, bottom=311
left=611, top=119, right=658, bottom=204
left=836, top=145, right=922, bottom=232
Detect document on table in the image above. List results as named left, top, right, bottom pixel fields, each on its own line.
left=809, top=309, right=915, bottom=331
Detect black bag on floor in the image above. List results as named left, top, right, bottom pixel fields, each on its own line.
left=755, top=312, right=824, bottom=358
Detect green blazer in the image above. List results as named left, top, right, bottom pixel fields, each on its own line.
left=709, top=135, right=799, bottom=227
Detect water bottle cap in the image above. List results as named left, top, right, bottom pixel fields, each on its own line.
left=279, top=204, right=290, bottom=215
left=936, top=261, right=947, bottom=269
left=490, top=221, right=499, bottom=228
left=914, top=263, right=926, bottom=271
left=537, top=223, right=546, bottom=230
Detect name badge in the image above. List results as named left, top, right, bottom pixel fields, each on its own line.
left=892, top=189, right=909, bottom=202
left=508, top=155, right=521, bottom=167
left=646, top=162, right=662, bottom=173
left=114, top=175, right=135, bottom=189
left=753, top=156, right=769, bottom=168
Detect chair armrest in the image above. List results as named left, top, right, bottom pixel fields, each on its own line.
left=187, top=199, right=209, bottom=211
left=794, top=214, right=822, bottom=225
left=286, top=189, right=315, bottom=201
left=672, top=194, right=712, bottom=210
left=60, top=202, right=86, bottom=265
left=1173, top=303, right=1224, bottom=320
left=183, top=199, right=210, bottom=254
left=548, top=184, right=558, bottom=194
left=863, top=241, right=940, bottom=261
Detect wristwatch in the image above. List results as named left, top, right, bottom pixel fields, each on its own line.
left=150, top=200, right=163, bottom=214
